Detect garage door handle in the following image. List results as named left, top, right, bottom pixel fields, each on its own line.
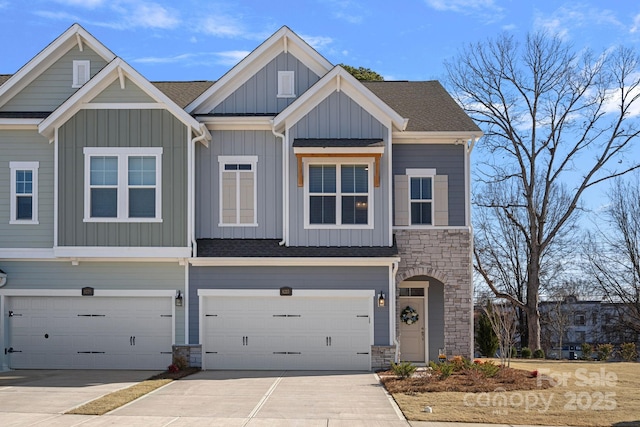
left=326, top=337, right=332, bottom=346
left=7, top=347, right=21, bottom=353
left=130, top=336, right=136, bottom=346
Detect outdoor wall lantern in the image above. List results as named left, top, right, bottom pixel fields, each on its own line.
left=175, top=290, right=183, bottom=307
left=378, top=291, right=385, bottom=307
left=0, top=269, right=7, bottom=287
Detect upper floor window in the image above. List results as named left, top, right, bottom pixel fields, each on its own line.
left=9, top=161, right=39, bottom=224
left=83, top=147, right=162, bottom=222
left=394, top=168, right=448, bottom=227
left=72, top=60, right=90, bottom=88
left=277, top=71, right=295, bottom=98
left=218, top=156, right=258, bottom=227
left=304, top=159, right=373, bottom=229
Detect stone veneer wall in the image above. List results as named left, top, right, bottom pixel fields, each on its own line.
left=394, top=229, right=473, bottom=359
left=172, top=344, right=202, bottom=368
left=371, top=345, right=396, bottom=370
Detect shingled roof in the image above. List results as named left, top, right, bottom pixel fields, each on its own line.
left=362, top=81, right=480, bottom=132
left=0, top=74, right=10, bottom=86
left=197, top=239, right=398, bottom=258
left=151, top=81, right=214, bottom=108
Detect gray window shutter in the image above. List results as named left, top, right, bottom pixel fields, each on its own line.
left=434, top=175, right=448, bottom=226
left=394, top=175, right=409, bottom=226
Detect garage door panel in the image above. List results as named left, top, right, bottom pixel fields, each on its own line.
left=6, top=296, right=173, bottom=370
left=202, top=295, right=372, bottom=370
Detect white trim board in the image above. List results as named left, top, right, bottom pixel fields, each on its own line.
left=197, top=289, right=375, bottom=298
left=189, top=257, right=400, bottom=267
left=0, top=289, right=175, bottom=297
left=54, top=246, right=191, bottom=258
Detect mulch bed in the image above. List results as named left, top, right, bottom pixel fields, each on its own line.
left=148, top=367, right=201, bottom=381
left=379, top=366, right=553, bottom=394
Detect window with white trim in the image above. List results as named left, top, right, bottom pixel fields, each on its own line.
left=72, top=60, right=90, bottom=88
left=277, top=71, right=295, bottom=98
left=305, top=159, right=373, bottom=228
left=9, top=161, right=39, bottom=224
left=394, top=168, right=448, bottom=227
left=410, top=175, right=433, bottom=225
left=84, top=147, right=162, bottom=222
left=218, top=156, right=258, bottom=226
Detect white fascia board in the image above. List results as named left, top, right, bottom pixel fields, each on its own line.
left=0, top=119, right=41, bottom=129
left=0, top=248, right=56, bottom=259
left=189, top=256, right=400, bottom=267
left=0, top=289, right=174, bottom=297
left=198, top=116, right=274, bottom=131
left=0, top=23, right=115, bottom=109
left=198, top=289, right=374, bottom=298
left=38, top=59, right=208, bottom=141
left=273, top=67, right=407, bottom=132
left=53, top=246, right=191, bottom=258
left=392, top=131, right=483, bottom=143
left=186, top=26, right=333, bottom=114
left=293, top=146, right=384, bottom=154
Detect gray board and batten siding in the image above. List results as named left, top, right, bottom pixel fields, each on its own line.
left=189, top=265, right=390, bottom=345
left=90, top=77, right=156, bottom=104
left=195, top=130, right=283, bottom=239
left=392, top=144, right=466, bottom=227
left=0, top=260, right=186, bottom=343
left=0, top=130, right=54, bottom=249
left=212, top=52, right=321, bottom=115
left=0, top=46, right=108, bottom=112
left=57, top=109, right=189, bottom=247
left=288, top=90, right=391, bottom=247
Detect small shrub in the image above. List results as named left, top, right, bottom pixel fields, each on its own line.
left=580, top=343, right=593, bottom=360
left=391, top=361, right=417, bottom=379
left=533, top=348, right=545, bottom=359
left=451, top=355, right=473, bottom=371
left=621, top=342, right=638, bottom=362
left=521, top=347, right=532, bottom=359
left=473, top=359, right=483, bottom=365
left=429, top=360, right=454, bottom=378
left=167, top=364, right=180, bottom=373
left=596, top=343, right=614, bottom=361
left=477, top=360, right=500, bottom=378
left=172, top=355, right=188, bottom=370
left=511, top=346, right=518, bottom=358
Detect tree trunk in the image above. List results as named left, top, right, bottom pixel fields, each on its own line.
left=527, top=250, right=542, bottom=350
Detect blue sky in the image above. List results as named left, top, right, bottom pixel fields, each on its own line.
left=1, top=0, right=639, bottom=83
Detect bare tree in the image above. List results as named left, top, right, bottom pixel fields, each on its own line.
left=447, top=32, right=640, bottom=350
left=584, top=173, right=640, bottom=338
left=483, top=300, right=517, bottom=367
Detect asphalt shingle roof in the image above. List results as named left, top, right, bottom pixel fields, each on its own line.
left=151, top=80, right=214, bottom=108
left=197, top=238, right=398, bottom=258
left=0, top=74, right=11, bottom=86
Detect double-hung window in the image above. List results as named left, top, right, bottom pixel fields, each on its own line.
left=410, top=176, right=433, bottom=225
left=306, top=160, right=373, bottom=228
left=84, top=147, right=162, bottom=222
left=10, top=161, right=39, bottom=224
left=218, top=156, right=257, bottom=226
left=394, top=168, right=448, bottom=227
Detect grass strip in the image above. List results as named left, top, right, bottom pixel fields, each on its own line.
left=65, top=368, right=199, bottom=416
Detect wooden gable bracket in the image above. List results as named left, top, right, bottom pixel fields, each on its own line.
left=296, top=153, right=382, bottom=188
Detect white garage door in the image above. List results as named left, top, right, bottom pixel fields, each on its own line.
left=6, top=296, right=173, bottom=370
left=201, top=294, right=372, bottom=370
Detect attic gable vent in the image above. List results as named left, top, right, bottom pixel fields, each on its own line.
left=277, top=71, right=295, bottom=98
left=72, top=60, right=90, bottom=88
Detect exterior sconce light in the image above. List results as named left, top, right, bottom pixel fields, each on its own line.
left=378, top=291, right=385, bottom=307
left=0, top=269, right=7, bottom=287
left=175, top=290, right=183, bottom=307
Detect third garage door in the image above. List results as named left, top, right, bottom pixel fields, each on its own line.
left=200, top=292, right=373, bottom=370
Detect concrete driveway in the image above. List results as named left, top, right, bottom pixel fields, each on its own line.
left=0, top=370, right=409, bottom=426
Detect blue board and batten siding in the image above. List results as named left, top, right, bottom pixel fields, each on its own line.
left=57, top=109, right=189, bottom=247
left=0, top=131, right=54, bottom=248
left=392, top=144, right=466, bottom=226
left=195, top=130, right=283, bottom=239
left=189, top=266, right=390, bottom=346
left=0, top=46, right=107, bottom=112
left=213, top=52, right=321, bottom=115
left=288, top=90, right=391, bottom=247
left=0, top=260, right=186, bottom=343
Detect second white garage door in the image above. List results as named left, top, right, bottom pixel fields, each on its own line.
left=200, top=291, right=373, bottom=370
left=6, top=295, right=173, bottom=370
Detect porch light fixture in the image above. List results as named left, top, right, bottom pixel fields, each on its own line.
left=378, top=291, right=385, bottom=307
left=175, top=290, right=183, bottom=307
left=0, top=269, right=7, bottom=288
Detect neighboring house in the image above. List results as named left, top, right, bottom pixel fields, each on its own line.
left=540, top=296, right=640, bottom=360
left=0, top=24, right=480, bottom=371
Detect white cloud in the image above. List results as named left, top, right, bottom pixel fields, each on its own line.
left=502, top=23, right=517, bottom=31
left=0, top=1, right=9, bottom=8
left=132, top=50, right=250, bottom=67
left=300, top=34, right=333, bottom=50
left=198, top=15, right=246, bottom=38
left=125, top=2, right=179, bottom=29
left=424, top=0, right=503, bottom=23
left=53, top=0, right=107, bottom=8
left=631, top=14, right=640, bottom=33
left=215, top=50, right=250, bottom=66
left=133, top=53, right=195, bottom=64
left=534, top=6, right=623, bottom=39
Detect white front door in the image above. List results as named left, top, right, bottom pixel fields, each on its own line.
left=6, top=296, right=173, bottom=370
left=399, top=297, right=425, bottom=362
left=201, top=293, right=372, bottom=370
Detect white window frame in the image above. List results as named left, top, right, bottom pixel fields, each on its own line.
left=9, top=161, right=39, bottom=224
left=72, top=60, right=91, bottom=88
left=218, top=155, right=258, bottom=227
left=277, top=71, right=295, bottom=98
left=83, top=147, right=163, bottom=222
left=407, top=168, right=435, bottom=227
left=303, top=158, right=374, bottom=229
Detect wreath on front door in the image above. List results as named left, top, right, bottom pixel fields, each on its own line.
left=400, top=306, right=419, bottom=325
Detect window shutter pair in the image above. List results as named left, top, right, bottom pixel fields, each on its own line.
left=394, top=175, right=448, bottom=226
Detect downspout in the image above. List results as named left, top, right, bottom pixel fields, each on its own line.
left=271, top=122, right=287, bottom=246
left=391, top=260, right=400, bottom=363
left=190, top=124, right=210, bottom=256
left=466, top=135, right=478, bottom=359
